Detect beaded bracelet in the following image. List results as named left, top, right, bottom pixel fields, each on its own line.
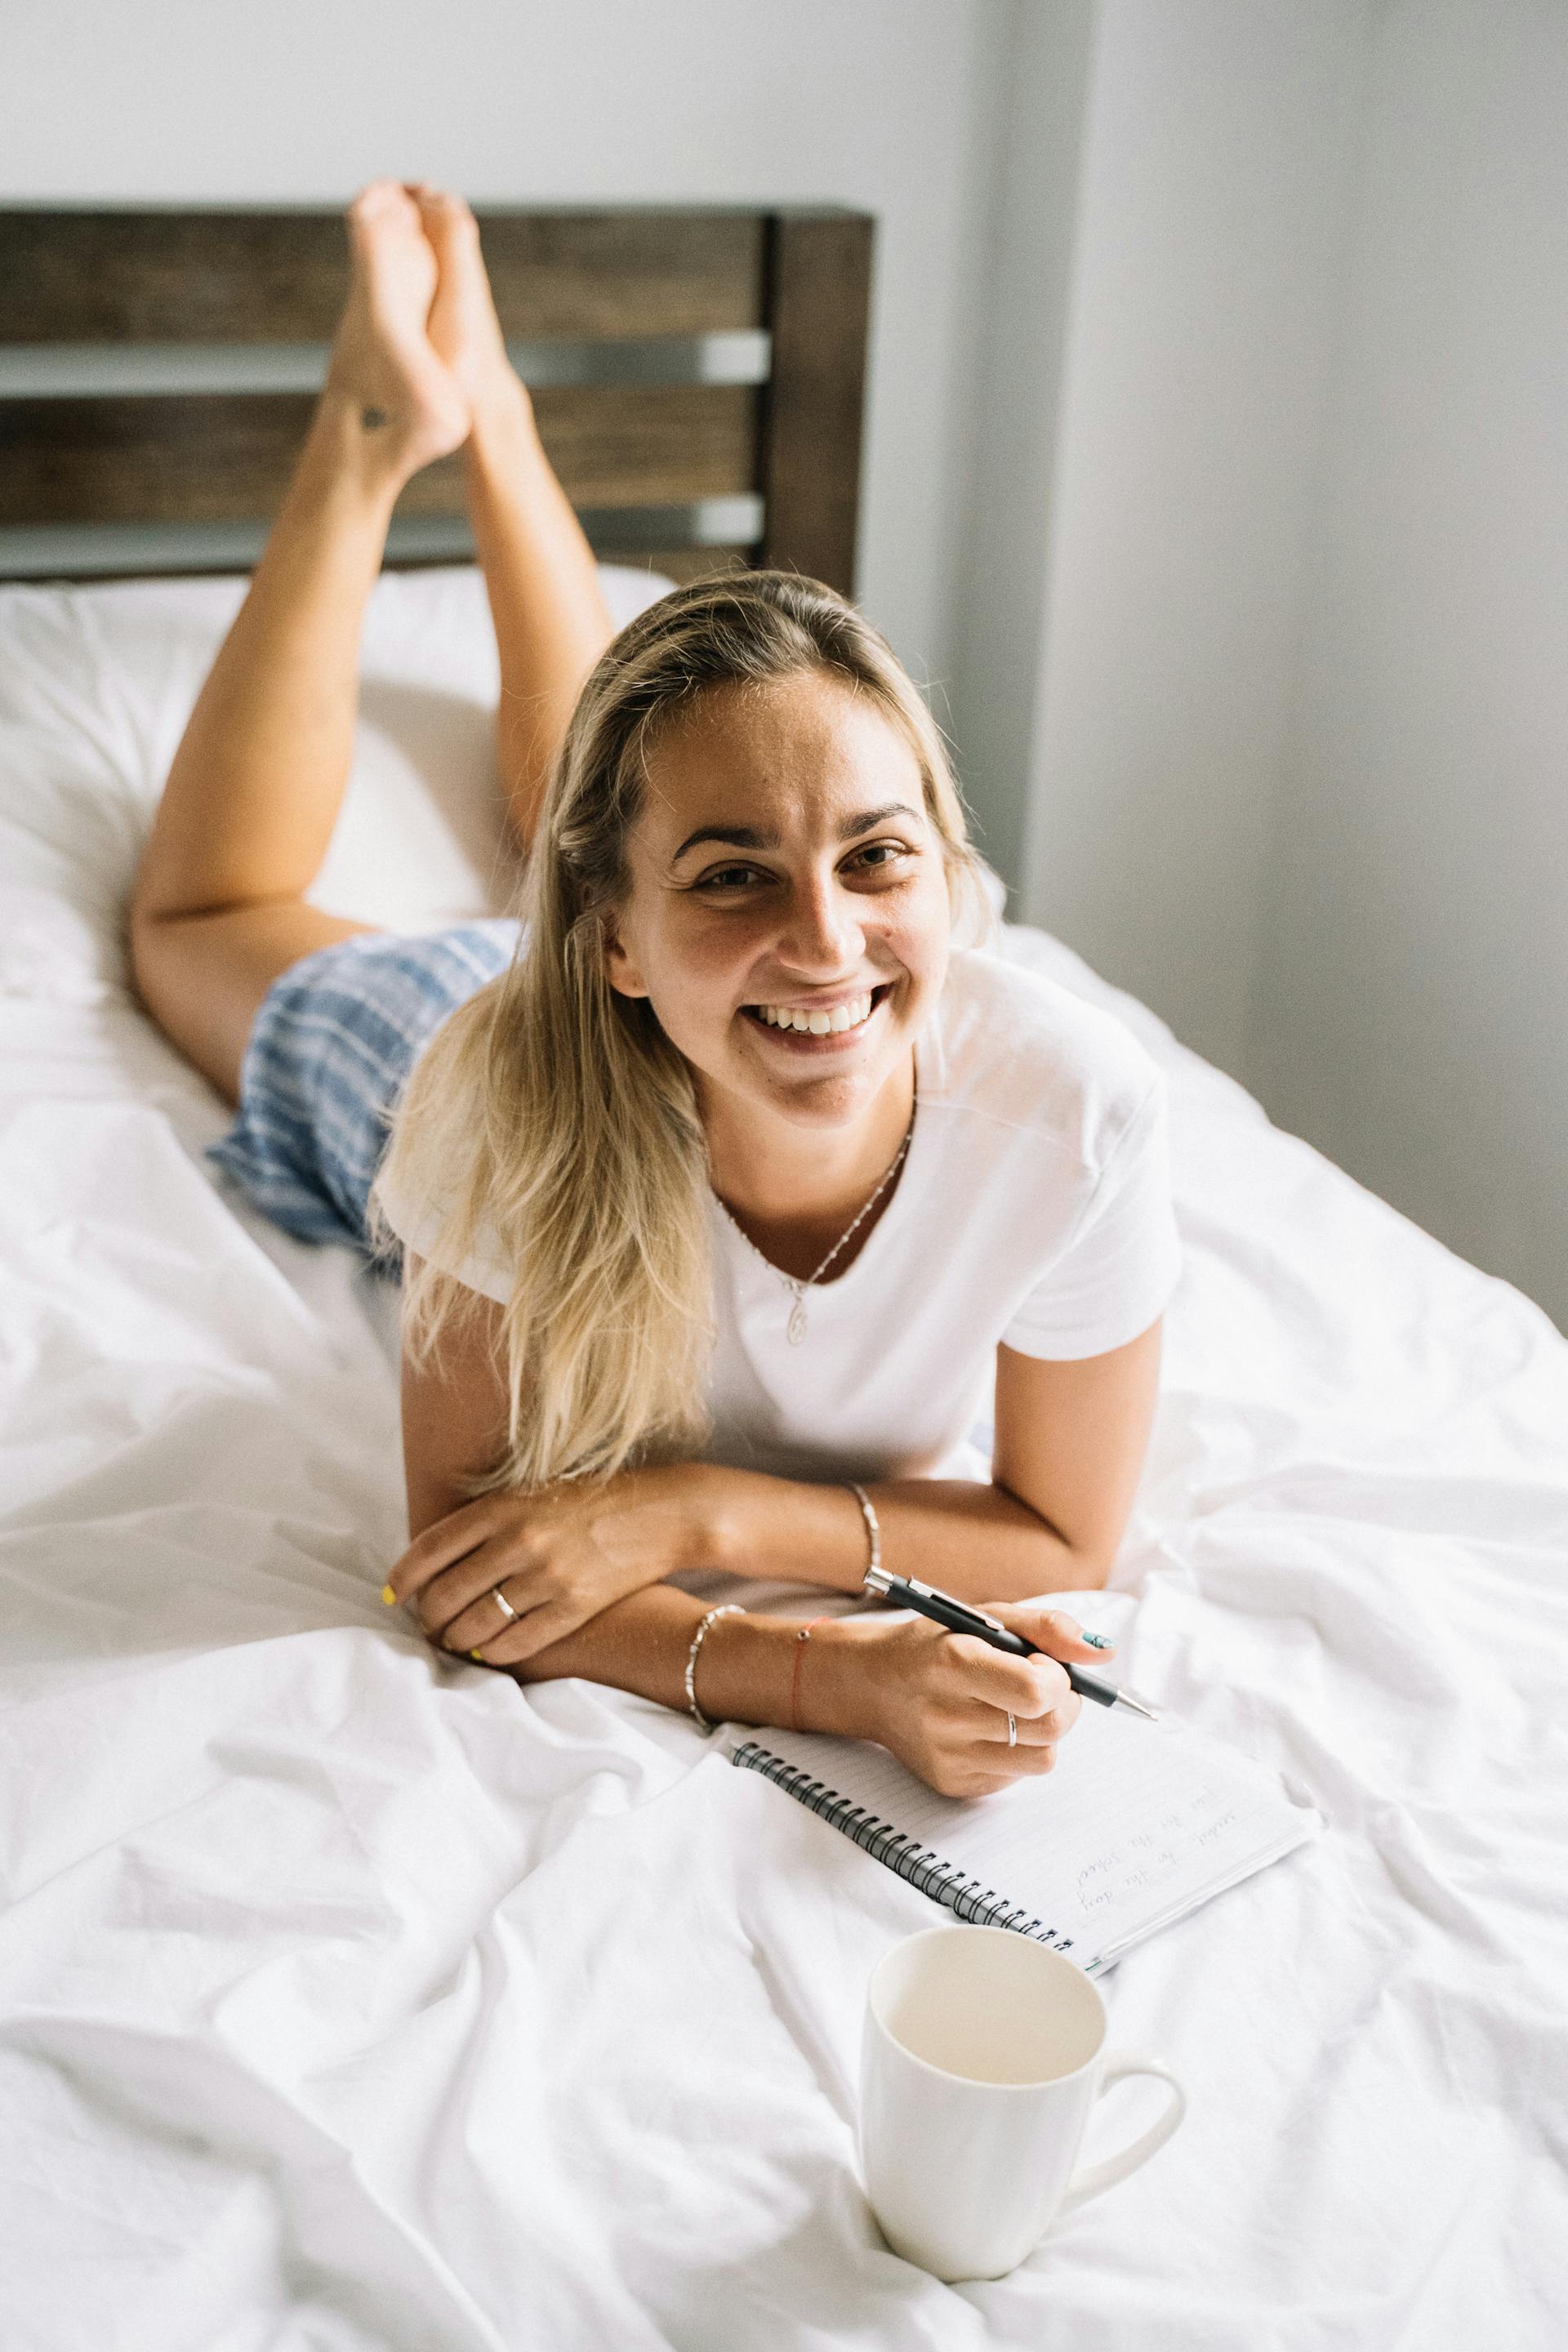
left=845, top=1481, right=881, bottom=1587
left=684, top=1603, right=744, bottom=1733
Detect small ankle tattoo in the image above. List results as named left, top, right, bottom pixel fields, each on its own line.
left=361, top=404, right=390, bottom=430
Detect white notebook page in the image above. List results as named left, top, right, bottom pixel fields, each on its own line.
left=728, top=1703, right=1321, bottom=1967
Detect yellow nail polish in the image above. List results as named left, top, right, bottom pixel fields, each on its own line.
left=470, top=1650, right=483, bottom=1662
left=381, top=1584, right=397, bottom=1606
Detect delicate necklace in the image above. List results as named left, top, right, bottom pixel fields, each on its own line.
left=715, top=1098, right=916, bottom=1345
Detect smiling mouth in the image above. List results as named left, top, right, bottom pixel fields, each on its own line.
left=741, top=982, right=893, bottom=1038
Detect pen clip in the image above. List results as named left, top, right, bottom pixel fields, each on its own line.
left=904, top=1578, right=1013, bottom=1643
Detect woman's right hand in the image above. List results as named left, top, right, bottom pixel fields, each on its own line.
left=811, top=1603, right=1105, bottom=1798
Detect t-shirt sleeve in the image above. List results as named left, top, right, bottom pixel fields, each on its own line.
left=372, top=1165, right=514, bottom=1307
left=1000, top=1076, right=1182, bottom=1360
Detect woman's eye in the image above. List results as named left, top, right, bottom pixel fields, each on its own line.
left=848, top=840, right=911, bottom=874
left=696, top=864, right=765, bottom=892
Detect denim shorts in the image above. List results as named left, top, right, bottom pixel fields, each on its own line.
left=207, top=921, right=521, bottom=1261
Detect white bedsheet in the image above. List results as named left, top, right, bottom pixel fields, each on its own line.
left=3, top=941, right=1564, bottom=2352
left=2, top=569, right=1565, bottom=2346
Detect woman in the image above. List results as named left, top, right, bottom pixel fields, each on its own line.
left=131, top=184, right=1181, bottom=1799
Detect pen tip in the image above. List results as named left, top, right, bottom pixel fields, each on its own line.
left=1119, top=1690, right=1160, bottom=1722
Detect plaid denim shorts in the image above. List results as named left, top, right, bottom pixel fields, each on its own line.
left=207, top=920, right=521, bottom=1261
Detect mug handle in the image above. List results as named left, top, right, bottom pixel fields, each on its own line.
left=1058, top=2056, right=1186, bottom=2213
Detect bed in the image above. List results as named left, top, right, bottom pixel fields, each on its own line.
left=2, top=209, right=1566, bottom=2352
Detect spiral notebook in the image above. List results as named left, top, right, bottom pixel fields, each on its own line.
left=725, top=1702, right=1321, bottom=1973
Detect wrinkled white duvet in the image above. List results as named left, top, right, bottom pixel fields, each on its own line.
left=3, top=919, right=1564, bottom=2352
left=2, top=543, right=1565, bottom=2345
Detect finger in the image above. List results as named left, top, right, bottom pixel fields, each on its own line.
left=973, top=1690, right=1082, bottom=1748
left=944, top=1742, right=1058, bottom=1797
left=386, top=1497, right=506, bottom=1605
left=408, top=1548, right=517, bottom=1644
left=439, top=1576, right=550, bottom=1655
left=464, top=1596, right=581, bottom=1668
left=990, top=1604, right=1116, bottom=1662
left=945, top=1635, right=1070, bottom=1720
left=417, top=1543, right=541, bottom=1642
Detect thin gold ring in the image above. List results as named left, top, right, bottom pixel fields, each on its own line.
left=490, top=1584, right=518, bottom=1624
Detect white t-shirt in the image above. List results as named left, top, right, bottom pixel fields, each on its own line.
left=377, top=949, right=1182, bottom=1485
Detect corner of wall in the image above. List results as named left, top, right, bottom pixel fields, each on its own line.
left=939, top=0, right=1101, bottom=906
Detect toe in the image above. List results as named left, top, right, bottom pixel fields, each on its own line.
left=418, top=187, right=479, bottom=246
left=350, top=180, right=406, bottom=223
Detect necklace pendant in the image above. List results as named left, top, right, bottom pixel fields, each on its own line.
left=786, top=1294, right=808, bottom=1346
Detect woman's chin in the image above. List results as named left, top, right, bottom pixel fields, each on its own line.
left=737, top=1031, right=910, bottom=1128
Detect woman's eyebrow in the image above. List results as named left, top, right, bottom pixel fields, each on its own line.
left=670, top=822, right=775, bottom=863
left=670, top=802, right=922, bottom=865
left=837, top=800, right=921, bottom=838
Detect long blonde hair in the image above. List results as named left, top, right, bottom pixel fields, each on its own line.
left=375, top=569, right=993, bottom=1493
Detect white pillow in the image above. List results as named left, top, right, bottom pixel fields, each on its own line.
left=0, top=564, right=673, bottom=1004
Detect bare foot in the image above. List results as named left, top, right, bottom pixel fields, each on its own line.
left=415, top=186, right=528, bottom=431
left=325, top=181, right=470, bottom=478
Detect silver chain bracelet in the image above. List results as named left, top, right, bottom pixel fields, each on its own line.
left=845, top=1481, right=881, bottom=1587
left=684, top=1603, right=744, bottom=1733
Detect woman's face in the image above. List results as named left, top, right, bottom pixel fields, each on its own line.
left=604, top=670, right=952, bottom=1137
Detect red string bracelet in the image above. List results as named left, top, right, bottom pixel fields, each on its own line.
left=791, top=1618, right=831, bottom=1732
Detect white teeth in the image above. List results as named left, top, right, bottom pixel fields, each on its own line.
left=755, top=991, right=877, bottom=1034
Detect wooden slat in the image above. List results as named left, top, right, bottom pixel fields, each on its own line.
left=0, top=385, right=759, bottom=525
left=0, top=209, right=766, bottom=345
left=0, top=515, right=761, bottom=582
left=758, top=212, right=874, bottom=597
left=619, top=547, right=751, bottom=587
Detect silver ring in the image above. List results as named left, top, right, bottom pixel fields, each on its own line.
left=1006, top=1712, right=1018, bottom=1749
left=489, top=1584, right=518, bottom=1624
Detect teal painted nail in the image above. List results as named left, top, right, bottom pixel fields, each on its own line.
left=1082, top=1631, right=1113, bottom=1650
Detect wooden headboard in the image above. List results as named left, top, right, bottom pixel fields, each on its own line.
left=0, top=205, right=873, bottom=595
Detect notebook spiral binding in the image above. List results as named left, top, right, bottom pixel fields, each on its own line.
left=730, top=1740, right=1076, bottom=1953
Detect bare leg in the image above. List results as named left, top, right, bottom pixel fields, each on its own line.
left=131, top=183, right=470, bottom=1102
left=416, top=188, right=617, bottom=853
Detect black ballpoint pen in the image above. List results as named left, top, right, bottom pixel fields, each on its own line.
left=862, top=1565, right=1160, bottom=1722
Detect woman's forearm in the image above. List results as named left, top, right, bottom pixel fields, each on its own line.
left=499, top=1566, right=1097, bottom=1788
left=696, top=1466, right=1102, bottom=1602
left=507, top=1580, right=863, bottom=1739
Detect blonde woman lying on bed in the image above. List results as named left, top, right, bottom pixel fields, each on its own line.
left=131, top=181, right=1180, bottom=1800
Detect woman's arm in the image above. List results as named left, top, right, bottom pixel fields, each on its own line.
left=691, top=1315, right=1164, bottom=1602
left=490, top=1579, right=1110, bottom=1802
left=390, top=1265, right=1116, bottom=1797
left=402, top=1289, right=1165, bottom=1655
left=398, top=1287, right=1164, bottom=1656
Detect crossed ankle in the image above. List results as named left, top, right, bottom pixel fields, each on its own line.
left=463, top=371, right=536, bottom=452
left=305, top=390, right=442, bottom=501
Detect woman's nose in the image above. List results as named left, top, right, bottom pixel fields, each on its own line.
left=777, top=875, right=864, bottom=973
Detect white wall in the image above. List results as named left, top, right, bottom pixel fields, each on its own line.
left=0, top=0, right=1002, bottom=693
left=949, top=0, right=1566, bottom=1330
left=962, top=0, right=1371, bottom=1078
left=8, top=0, right=1563, bottom=1326
left=942, top=0, right=1098, bottom=893
left=1248, top=0, right=1568, bottom=1329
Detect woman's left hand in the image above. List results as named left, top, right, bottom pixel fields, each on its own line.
left=385, top=1465, right=719, bottom=1666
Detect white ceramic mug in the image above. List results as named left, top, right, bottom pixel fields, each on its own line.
left=859, top=1924, right=1186, bottom=2281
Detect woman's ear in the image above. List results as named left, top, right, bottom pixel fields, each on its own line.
left=602, top=911, right=650, bottom=1000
